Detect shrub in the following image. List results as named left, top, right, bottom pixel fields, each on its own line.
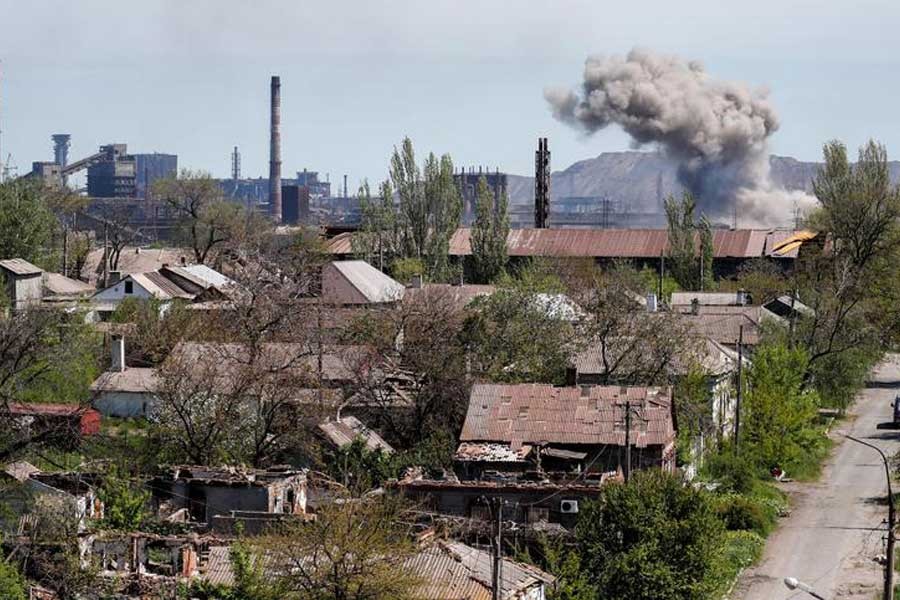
left=705, top=452, right=757, bottom=495
left=716, top=496, right=772, bottom=537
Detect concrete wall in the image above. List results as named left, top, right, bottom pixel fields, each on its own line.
left=93, top=391, right=157, bottom=418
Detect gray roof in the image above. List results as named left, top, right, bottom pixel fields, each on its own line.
left=329, top=260, right=405, bottom=303
left=318, top=416, right=394, bottom=454
left=670, top=291, right=746, bottom=306
left=42, top=272, right=94, bottom=297
left=0, top=258, right=42, bottom=276
left=90, top=368, right=159, bottom=393
left=406, top=541, right=554, bottom=599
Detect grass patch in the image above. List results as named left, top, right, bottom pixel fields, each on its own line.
left=707, top=530, right=765, bottom=599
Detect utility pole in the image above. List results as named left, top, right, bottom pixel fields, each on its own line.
left=62, top=222, right=69, bottom=277
left=624, top=401, right=632, bottom=482
left=658, top=250, right=665, bottom=304
left=699, top=249, right=704, bottom=291
left=489, top=497, right=504, bottom=600
left=734, top=325, right=744, bottom=453
left=844, top=434, right=894, bottom=600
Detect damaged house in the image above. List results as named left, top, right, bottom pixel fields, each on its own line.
left=148, top=466, right=307, bottom=534
left=397, top=383, right=674, bottom=528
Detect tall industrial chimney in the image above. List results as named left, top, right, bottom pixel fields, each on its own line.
left=231, top=146, right=241, bottom=181
left=269, top=76, right=282, bottom=222
left=534, top=137, right=551, bottom=228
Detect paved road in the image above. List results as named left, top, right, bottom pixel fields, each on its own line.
left=733, top=355, right=900, bottom=600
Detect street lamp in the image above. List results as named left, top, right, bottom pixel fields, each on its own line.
left=784, top=577, right=826, bottom=599
left=843, top=433, right=895, bottom=600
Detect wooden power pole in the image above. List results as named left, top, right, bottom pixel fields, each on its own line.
left=624, top=401, right=632, bottom=482
left=733, top=325, right=744, bottom=453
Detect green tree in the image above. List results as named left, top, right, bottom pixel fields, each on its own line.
left=576, top=470, right=724, bottom=600
left=789, top=140, right=900, bottom=406
left=256, top=497, right=418, bottom=600
left=355, top=180, right=399, bottom=271
left=154, top=170, right=268, bottom=265
left=98, top=467, right=151, bottom=531
left=0, top=179, right=60, bottom=269
left=742, top=343, right=820, bottom=473
left=464, top=269, right=577, bottom=385
left=0, top=561, right=27, bottom=600
left=470, top=175, right=509, bottom=283
left=387, top=138, right=462, bottom=281
left=664, top=192, right=712, bottom=291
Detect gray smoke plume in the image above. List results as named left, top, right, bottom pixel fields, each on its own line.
left=545, top=48, right=814, bottom=226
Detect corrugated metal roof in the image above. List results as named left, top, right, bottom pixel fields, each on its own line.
left=0, top=258, right=42, bottom=276
left=329, top=260, right=405, bottom=304
left=330, top=228, right=803, bottom=259
left=318, top=416, right=394, bottom=453
left=176, top=264, right=236, bottom=289
left=130, top=272, right=192, bottom=300
left=460, top=384, right=674, bottom=448
left=405, top=541, right=552, bottom=600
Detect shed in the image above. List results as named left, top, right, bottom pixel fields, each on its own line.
left=0, top=258, right=43, bottom=309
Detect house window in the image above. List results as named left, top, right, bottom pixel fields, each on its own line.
left=124, top=280, right=133, bottom=294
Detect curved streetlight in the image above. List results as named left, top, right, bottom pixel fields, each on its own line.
left=784, top=577, right=826, bottom=599
left=843, top=433, right=895, bottom=600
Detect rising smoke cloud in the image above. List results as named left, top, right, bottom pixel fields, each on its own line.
left=545, top=48, right=815, bottom=226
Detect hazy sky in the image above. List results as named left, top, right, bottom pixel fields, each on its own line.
left=1, top=0, right=898, bottom=188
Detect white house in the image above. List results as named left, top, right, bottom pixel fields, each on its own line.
left=89, top=264, right=235, bottom=320
left=89, top=335, right=159, bottom=418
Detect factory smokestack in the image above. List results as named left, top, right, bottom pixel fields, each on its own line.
left=545, top=48, right=815, bottom=226
left=269, top=75, right=282, bottom=223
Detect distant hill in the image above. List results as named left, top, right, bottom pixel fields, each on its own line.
left=507, top=151, right=900, bottom=212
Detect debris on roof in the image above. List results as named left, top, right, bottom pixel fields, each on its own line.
left=318, top=416, right=394, bottom=454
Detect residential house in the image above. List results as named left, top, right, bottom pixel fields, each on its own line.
left=89, top=263, right=235, bottom=320
left=149, top=465, right=307, bottom=528
left=321, top=260, right=405, bottom=305
left=90, top=335, right=159, bottom=417
left=397, top=383, right=672, bottom=528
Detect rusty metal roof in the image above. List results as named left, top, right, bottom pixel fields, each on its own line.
left=329, top=228, right=803, bottom=259
left=460, top=384, right=674, bottom=449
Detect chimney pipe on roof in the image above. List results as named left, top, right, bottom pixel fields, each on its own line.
left=646, top=293, right=658, bottom=313
left=269, top=76, right=282, bottom=223
left=410, top=274, right=423, bottom=289
left=111, top=334, right=125, bottom=372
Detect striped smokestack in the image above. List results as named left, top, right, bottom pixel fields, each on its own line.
left=269, top=75, right=282, bottom=222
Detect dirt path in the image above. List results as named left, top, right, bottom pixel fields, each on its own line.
left=732, top=357, right=900, bottom=600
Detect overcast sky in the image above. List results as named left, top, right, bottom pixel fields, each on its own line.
left=1, top=0, right=897, bottom=187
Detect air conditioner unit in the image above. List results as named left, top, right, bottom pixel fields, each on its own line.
left=560, top=499, right=579, bottom=514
